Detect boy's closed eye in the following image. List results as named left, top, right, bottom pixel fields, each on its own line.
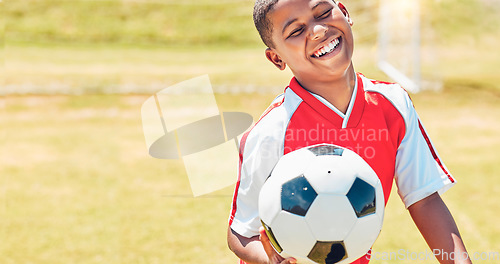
left=286, top=8, right=333, bottom=39
left=287, top=26, right=305, bottom=38
left=318, top=8, right=333, bottom=19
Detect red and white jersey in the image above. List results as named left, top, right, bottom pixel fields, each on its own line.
left=229, top=73, right=455, bottom=263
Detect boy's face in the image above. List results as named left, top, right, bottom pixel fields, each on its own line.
left=266, top=0, right=354, bottom=85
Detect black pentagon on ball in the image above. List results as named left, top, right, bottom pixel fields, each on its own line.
left=281, top=175, right=317, bottom=217
left=346, top=178, right=376, bottom=218
left=308, top=145, right=344, bottom=156
left=307, top=241, right=348, bottom=264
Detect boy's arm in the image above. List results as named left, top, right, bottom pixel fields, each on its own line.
left=227, top=226, right=297, bottom=264
left=408, top=192, right=472, bottom=264
left=227, top=227, right=268, bottom=264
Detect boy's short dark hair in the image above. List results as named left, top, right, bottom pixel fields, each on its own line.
left=253, top=0, right=280, bottom=48
left=253, top=0, right=338, bottom=48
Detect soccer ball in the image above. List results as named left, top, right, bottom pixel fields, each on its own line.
left=259, top=144, right=384, bottom=264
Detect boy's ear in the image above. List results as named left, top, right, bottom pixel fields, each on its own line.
left=265, top=48, right=287, bottom=71
left=337, top=2, right=353, bottom=26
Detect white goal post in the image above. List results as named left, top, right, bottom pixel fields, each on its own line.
left=377, top=0, right=421, bottom=93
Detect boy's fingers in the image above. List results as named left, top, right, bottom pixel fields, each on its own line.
left=259, top=227, right=297, bottom=264
left=259, top=227, right=273, bottom=255
left=280, top=258, right=297, bottom=264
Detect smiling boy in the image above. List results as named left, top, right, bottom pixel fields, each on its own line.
left=227, top=1, right=471, bottom=264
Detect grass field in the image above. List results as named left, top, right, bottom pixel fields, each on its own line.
left=2, top=0, right=500, bottom=263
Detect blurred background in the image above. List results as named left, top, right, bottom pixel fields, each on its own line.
left=2, top=0, right=499, bottom=263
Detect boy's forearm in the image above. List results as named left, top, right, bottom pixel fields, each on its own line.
left=227, top=227, right=269, bottom=264
left=409, top=192, right=472, bottom=264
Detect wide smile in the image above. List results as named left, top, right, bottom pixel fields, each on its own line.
left=311, top=36, right=341, bottom=58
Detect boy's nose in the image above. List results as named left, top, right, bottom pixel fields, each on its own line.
left=310, top=24, right=327, bottom=40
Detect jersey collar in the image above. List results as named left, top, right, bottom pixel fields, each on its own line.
left=287, top=73, right=365, bottom=129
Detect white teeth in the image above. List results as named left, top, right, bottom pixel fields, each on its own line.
left=313, top=37, right=340, bottom=58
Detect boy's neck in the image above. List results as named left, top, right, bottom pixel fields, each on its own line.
left=296, top=64, right=357, bottom=115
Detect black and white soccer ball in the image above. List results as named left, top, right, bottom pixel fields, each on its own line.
left=259, top=144, right=384, bottom=264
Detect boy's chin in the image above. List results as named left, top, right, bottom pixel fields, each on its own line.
left=297, top=60, right=354, bottom=81
left=311, top=57, right=353, bottom=74
left=313, top=50, right=353, bottom=72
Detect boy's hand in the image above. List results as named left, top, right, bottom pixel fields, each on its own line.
left=259, top=227, right=297, bottom=264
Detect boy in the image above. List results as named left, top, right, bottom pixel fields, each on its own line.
left=227, top=0, right=471, bottom=263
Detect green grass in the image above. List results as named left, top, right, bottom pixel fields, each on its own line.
left=5, top=42, right=500, bottom=95
left=1, top=87, right=499, bottom=263
left=0, top=94, right=241, bottom=264
left=4, top=44, right=294, bottom=94
left=5, top=0, right=259, bottom=47
left=423, top=0, right=500, bottom=44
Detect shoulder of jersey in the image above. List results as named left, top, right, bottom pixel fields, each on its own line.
left=243, top=90, right=302, bottom=146
left=360, top=74, right=414, bottom=120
